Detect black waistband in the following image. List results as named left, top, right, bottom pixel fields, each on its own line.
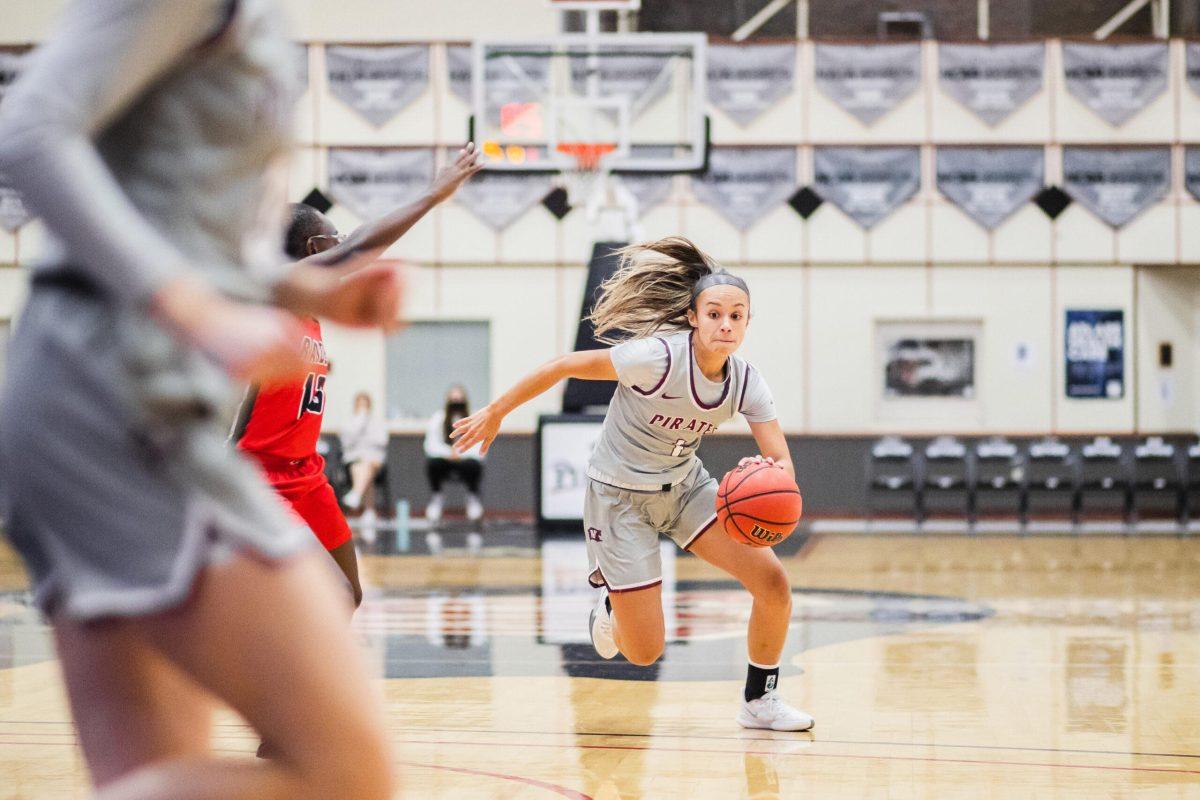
left=30, top=271, right=102, bottom=295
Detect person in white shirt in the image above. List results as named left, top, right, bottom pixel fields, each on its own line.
left=340, top=392, right=389, bottom=513
left=423, top=385, right=485, bottom=522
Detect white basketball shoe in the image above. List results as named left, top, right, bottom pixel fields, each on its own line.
left=588, top=589, right=619, bottom=659
left=425, top=493, right=444, bottom=523
left=466, top=493, right=484, bottom=521
left=737, top=691, right=815, bottom=732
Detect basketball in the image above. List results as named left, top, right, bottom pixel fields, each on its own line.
left=716, top=461, right=803, bottom=547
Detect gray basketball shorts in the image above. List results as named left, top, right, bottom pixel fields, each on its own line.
left=0, top=284, right=315, bottom=621
left=583, top=462, right=719, bottom=593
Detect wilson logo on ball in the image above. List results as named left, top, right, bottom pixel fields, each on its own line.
left=748, top=524, right=783, bottom=544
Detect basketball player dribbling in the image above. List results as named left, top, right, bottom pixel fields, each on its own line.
left=233, top=144, right=483, bottom=612
left=0, top=1, right=397, bottom=797
left=452, top=238, right=814, bottom=731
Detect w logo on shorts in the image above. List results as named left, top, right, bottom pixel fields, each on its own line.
left=587, top=527, right=603, bottom=542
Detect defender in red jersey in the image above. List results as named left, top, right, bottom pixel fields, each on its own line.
left=236, top=317, right=347, bottom=544
left=235, top=143, right=483, bottom=613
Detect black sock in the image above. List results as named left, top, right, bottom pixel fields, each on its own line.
left=745, top=662, right=779, bottom=702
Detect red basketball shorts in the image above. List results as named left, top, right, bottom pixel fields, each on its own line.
left=252, top=453, right=353, bottom=551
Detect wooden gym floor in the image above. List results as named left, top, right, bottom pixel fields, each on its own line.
left=2, top=530, right=1200, bottom=798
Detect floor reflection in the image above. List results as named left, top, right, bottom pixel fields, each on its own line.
left=349, top=537, right=995, bottom=682
left=4, top=533, right=1200, bottom=799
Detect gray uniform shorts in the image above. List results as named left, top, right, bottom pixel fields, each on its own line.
left=0, top=283, right=314, bottom=621
left=583, top=461, right=719, bottom=592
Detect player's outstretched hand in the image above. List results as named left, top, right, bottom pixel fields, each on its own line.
left=275, top=261, right=405, bottom=329
left=450, top=405, right=502, bottom=456
left=428, top=142, right=485, bottom=204
left=152, top=275, right=308, bottom=383
left=738, top=455, right=777, bottom=468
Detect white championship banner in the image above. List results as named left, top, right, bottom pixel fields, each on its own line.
left=936, top=147, right=1044, bottom=230
left=938, top=42, right=1044, bottom=127
left=1062, top=147, right=1170, bottom=228
left=326, top=44, right=430, bottom=127
left=690, top=147, right=797, bottom=231
left=813, top=146, right=921, bottom=229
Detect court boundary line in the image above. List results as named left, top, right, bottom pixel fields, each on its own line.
left=391, top=724, right=1200, bottom=762
left=399, top=760, right=594, bottom=799
left=6, top=734, right=1198, bottom=780
left=388, top=737, right=1200, bottom=776
left=6, top=720, right=1200, bottom=762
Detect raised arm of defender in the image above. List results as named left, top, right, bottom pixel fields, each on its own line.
left=299, top=144, right=484, bottom=269
left=450, top=349, right=617, bottom=455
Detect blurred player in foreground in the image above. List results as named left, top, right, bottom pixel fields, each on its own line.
left=0, top=1, right=398, bottom=797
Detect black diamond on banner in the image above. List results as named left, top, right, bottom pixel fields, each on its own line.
left=302, top=188, right=333, bottom=213
left=789, top=186, right=823, bottom=219
left=542, top=187, right=571, bottom=220
left=1034, top=185, right=1071, bottom=219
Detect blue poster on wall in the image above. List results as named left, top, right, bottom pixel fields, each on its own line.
left=1065, top=310, right=1124, bottom=399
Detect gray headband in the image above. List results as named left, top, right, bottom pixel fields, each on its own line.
left=691, top=272, right=750, bottom=304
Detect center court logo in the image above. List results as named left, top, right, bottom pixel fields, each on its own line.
left=748, top=524, right=782, bottom=545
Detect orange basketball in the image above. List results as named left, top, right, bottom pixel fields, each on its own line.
left=716, top=461, right=803, bottom=547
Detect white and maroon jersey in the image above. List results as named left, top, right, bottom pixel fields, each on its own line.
left=587, top=329, right=776, bottom=491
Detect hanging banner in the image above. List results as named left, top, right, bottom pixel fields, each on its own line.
left=456, top=170, right=553, bottom=230
left=1186, top=147, right=1200, bottom=204
left=1062, top=146, right=1170, bottom=228
left=938, top=42, right=1044, bottom=126
left=326, top=45, right=430, bottom=127
left=813, top=43, right=921, bottom=125
left=327, top=148, right=434, bottom=221
left=1188, top=42, right=1200, bottom=98
left=691, top=147, right=796, bottom=231
left=936, top=147, right=1044, bottom=230
left=1062, top=42, right=1168, bottom=126
left=706, top=43, right=797, bottom=127
left=1065, top=309, right=1124, bottom=400
left=0, top=48, right=28, bottom=107
left=0, top=173, right=33, bottom=233
left=446, top=44, right=473, bottom=104
left=813, top=146, right=921, bottom=229
left=568, top=44, right=674, bottom=119
left=616, top=146, right=674, bottom=215
left=617, top=173, right=673, bottom=216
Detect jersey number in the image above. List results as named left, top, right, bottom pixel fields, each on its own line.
left=299, top=373, right=326, bottom=418
left=671, top=438, right=688, bottom=457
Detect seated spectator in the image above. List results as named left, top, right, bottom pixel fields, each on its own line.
left=424, top=385, right=485, bottom=522
left=341, top=392, right=389, bottom=513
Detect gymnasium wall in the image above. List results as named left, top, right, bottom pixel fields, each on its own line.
left=1, top=2, right=1198, bottom=438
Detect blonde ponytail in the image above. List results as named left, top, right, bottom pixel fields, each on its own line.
left=587, top=237, right=724, bottom=344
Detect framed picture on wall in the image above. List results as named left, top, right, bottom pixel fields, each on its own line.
left=875, top=320, right=983, bottom=425
left=1064, top=309, right=1124, bottom=399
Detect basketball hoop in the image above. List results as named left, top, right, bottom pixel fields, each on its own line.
left=556, top=142, right=616, bottom=218
left=557, top=141, right=617, bottom=172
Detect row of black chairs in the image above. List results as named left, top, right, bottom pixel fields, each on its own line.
left=867, top=435, right=1199, bottom=525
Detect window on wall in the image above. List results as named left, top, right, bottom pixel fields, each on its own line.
left=384, top=321, right=490, bottom=422
left=638, top=0, right=797, bottom=37
left=637, top=0, right=1173, bottom=39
